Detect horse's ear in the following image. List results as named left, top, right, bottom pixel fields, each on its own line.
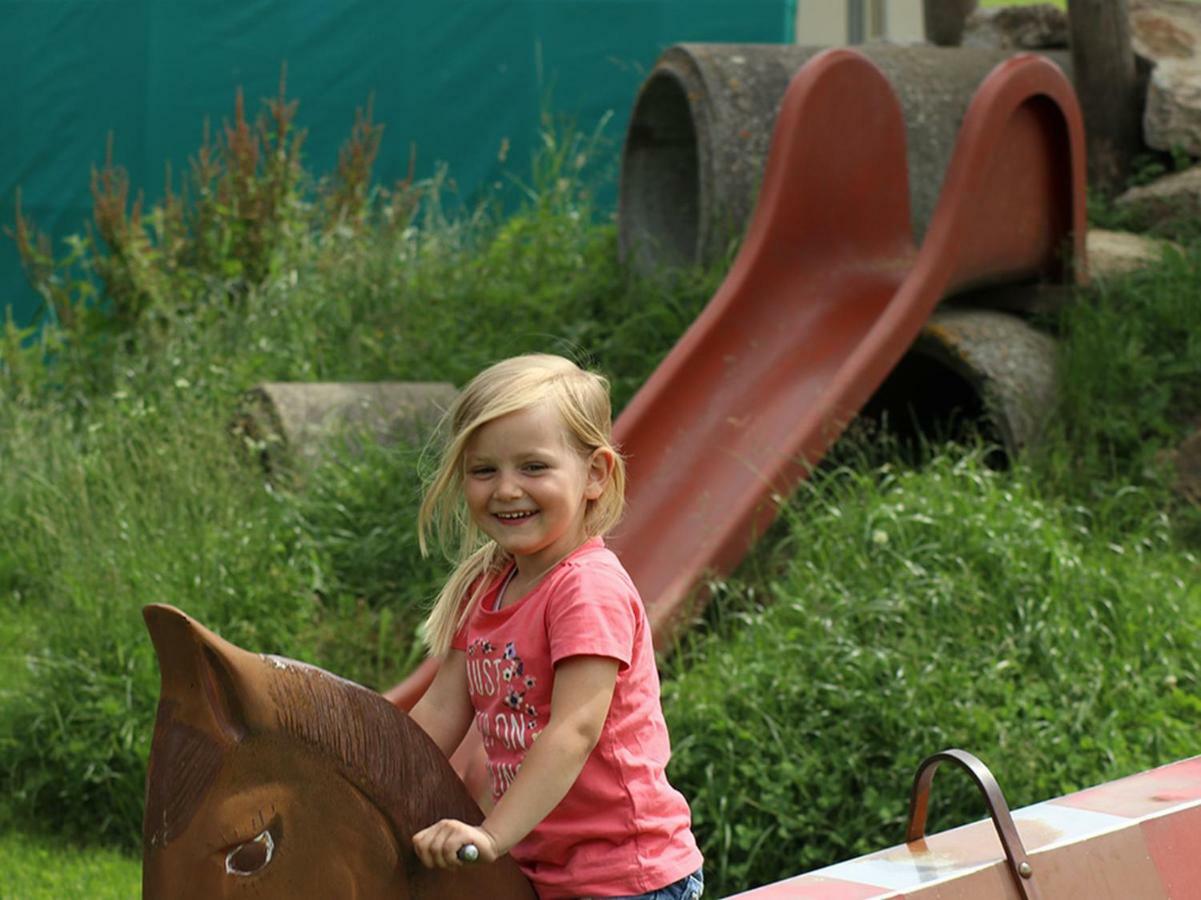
left=143, top=603, right=266, bottom=745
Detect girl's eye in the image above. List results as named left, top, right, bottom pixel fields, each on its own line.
left=225, top=828, right=275, bottom=876
left=523, top=462, right=547, bottom=473
left=469, top=467, right=495, bottom=477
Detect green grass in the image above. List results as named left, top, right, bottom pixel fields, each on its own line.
left=0, top=830, right=139, bottom=899
left=0, top=390, right=332, bottom=845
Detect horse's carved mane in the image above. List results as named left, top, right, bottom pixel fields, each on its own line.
left=264, top=655, right=481, bottom=833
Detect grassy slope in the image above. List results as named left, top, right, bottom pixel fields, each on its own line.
left=663, top=451, right=1200, bottom=891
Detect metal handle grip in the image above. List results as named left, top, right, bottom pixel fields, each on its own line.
left=457, top=843, right=479, bottom=864
left=906, top=748, right=1041, bottom=900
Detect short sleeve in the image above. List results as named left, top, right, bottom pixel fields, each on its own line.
left=544, top=562, right=638, bottom=670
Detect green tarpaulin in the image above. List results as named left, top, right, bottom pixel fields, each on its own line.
left=1, top=1, right=793, bottom=327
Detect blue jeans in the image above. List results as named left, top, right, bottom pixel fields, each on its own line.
left=601, top=868, right=704, bottom=900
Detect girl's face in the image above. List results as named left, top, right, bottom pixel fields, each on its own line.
left=462, top=402, right=612, bottom=577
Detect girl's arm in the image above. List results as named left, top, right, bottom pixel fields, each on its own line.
left=408, top=649, right=473, bottom=758
left=412, top=654, right=619, bottom=867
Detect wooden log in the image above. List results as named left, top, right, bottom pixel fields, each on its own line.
left=232, top=381, right=458, bottom=473
left=1068, top=0, right=1143, bottom=193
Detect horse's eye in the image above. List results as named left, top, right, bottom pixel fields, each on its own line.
left=225, top=828, right=275, bottom=876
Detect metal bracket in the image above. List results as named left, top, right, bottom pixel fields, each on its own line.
left=906, top=748, right=1043, bottom=900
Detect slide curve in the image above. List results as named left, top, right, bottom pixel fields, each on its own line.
left=385, top=49, right=1086, bottom=763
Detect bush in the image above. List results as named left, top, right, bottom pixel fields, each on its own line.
left=0, top=394, right=325, bottom=845
left=1036, top=245, right=1201, bottom=502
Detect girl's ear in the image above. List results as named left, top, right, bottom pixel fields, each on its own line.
left=584, top=447, right=616, bottom=501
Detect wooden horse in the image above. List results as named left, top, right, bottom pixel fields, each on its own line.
left=141, top=603, right=535, bottom=899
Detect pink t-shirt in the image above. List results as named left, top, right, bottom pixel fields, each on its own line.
left=452, top=537, right=702, bottom=898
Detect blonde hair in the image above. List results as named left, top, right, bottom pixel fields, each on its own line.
left=418, top=354, right=626, bottom=655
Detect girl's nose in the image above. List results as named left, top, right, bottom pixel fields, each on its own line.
left=495, top=473, right=522, bottom=500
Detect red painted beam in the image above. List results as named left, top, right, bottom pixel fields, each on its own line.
left=728, top=756, right=1201, bottom=899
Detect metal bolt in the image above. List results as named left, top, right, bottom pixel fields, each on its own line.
left=1019, top=861, right=1033, bottom=878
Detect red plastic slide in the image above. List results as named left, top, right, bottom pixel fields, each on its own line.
left=386, top=47, right=1085, bottom=743
left=609, top=48, right=1085, bottom=646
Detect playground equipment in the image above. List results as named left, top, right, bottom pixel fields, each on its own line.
left=730, top=749, right=1201, bottom=898
left=140, top=604, right=534, bottom=899
left=140, top=603, right=1201, bottom=898
left=607, top=47, right=1084, bottom=646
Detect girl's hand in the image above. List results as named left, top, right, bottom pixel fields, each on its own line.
left=412, top=818, right=501, bottom=868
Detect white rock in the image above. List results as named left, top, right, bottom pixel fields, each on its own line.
left=1130, top=1, right=1201, bottom=154
left=1115, top=163, right=1201, bottom=225
left=1086, top=228, right=1180, bottom=278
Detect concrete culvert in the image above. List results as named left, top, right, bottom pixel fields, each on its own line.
left=859, top=342, right=999, bottom=461
left=231, top=382, right=458, bottom=476
left=618, top=43, right=1071, bottom=274
left=861, top=309, right=1059, bottom=463
left=619, top=70, right=701, bottom=271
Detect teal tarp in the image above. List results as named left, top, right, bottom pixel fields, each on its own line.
left=1, top=1, right=793, bottom=327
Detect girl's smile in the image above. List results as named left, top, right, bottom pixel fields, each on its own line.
left=494, top=510, right=538, bottom=525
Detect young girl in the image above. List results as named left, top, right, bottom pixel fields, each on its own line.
left=409, top=354, right=704, bottom=899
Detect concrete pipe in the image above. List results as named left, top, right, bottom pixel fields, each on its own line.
left=232, top=382, right=458, bottom=473
left=863, top=308, right=1059, bottom=459
left=618, top=43, right=1070, bottom=273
